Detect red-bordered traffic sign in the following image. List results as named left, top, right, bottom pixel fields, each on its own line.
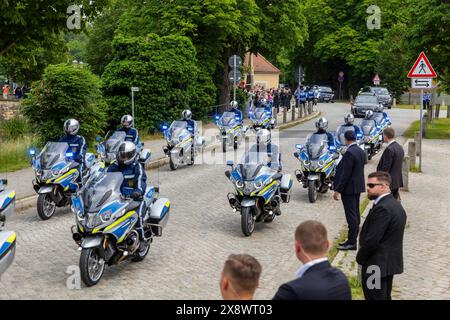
left=407, top=52, right=437, bottom=78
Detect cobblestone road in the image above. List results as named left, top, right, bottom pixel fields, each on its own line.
left=0, top=103, right=420, bottom=299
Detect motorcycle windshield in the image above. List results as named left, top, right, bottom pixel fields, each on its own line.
left=254, top=108, right=267, bottom=121
left=39, top=142, right=69, bottom=169
left=221, top=112, right=237, bottom=126
left=168, top=121, right=190, bottom=142
left=306, top=133, right=328, bottom=159
left=105, top=131, right=126, bottom=154
left=238, top=150, right=268, bottom=180
left=360, top=120, right=375, bottom=135
left=336, top=126, right=355, bottom=145
left=83, top=172, right=123, bottom=212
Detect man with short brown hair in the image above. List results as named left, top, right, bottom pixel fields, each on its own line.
left=220, top=254, right=262, bottom=300
left=273, top=220, right=351, bottom=300
left=357, top=171, right=407, bottom=300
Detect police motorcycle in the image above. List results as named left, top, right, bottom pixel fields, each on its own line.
left=294, top=133, right=340, bottom=203
left=359, top=111, right=384, bottom=161
left=70, top=171, right=170, bottom=286
left=215, top=112, right=247, bottom=152
left=96, top=131, right=150, bottom=167
left=162, top=121, right=205, bottom=171
left=0, top=179, right=16, bottom=277
left=224, top=138, right=292, bottom=236
left=335, top=125, right=365, bottom=155
left=373, top=106, right=391, bottom=131
left=29, top=142, right=96, bottom=220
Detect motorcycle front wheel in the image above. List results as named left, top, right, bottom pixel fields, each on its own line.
left=37, top=193, right=56, bottom=220
left=241, top=206, right=256, bottom=237
left=233, top=137, right=238, bottom=150
left=132, top=240, right=151, bottom=262
left=169, top=155, right=178, bottom=171
left=308, top=180, right=318, bottom=203
left=222, top=139, right=227, bottom=153
left=80, top=247, right=105, bottom=287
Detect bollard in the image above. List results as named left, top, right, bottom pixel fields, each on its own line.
left=435, top=104, right=440, bottom=119
left=447, top=104, right=450, bottom=118
left=273, top=107, right=278, bottom=126
left=393, top=98, right=397, bottom=108
left=426, top=106, right=432, bottom=123
left=422, top=114, right=428, bottom=138
left=292, top=102, right=295, bottom=121
left=408, top=141, right=416, bottom=170
left=402, top=155, right=410, bottom=191
left=283, top=106, right=287, bottom=124
left=414, top=131, right=421, bottom=156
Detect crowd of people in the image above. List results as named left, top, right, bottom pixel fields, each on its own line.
left=2, top=81, right=29, bottom=99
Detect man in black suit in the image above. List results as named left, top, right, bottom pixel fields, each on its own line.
left=377, top=127, right=405, bottom=200
left=333, top=130, right=367, bottom=250
left=273, top=220, right=351, bottom=300
left=357, top=171, right=407, bottom=300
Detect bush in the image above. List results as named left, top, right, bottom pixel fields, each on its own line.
left=102, top=34, right=215, bottom=132
left=21, top=64, right=106, bottom=145
left=0, top=117, right=31, bottom=140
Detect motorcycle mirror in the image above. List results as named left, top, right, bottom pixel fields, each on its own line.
left=293, top=152, right=299, bottom=158
left=226, top=161, right=234, bottom=167
left=272, top=172, right=283, bottom=180
left=95, top=136, right=102, bottom=142
left=0, top=212, right=5, bottom=223
left=225, top=170, right=231, bottom=179
left=0, top=179, right=7, bottom=185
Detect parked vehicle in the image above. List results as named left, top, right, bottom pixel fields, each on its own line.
left=362, top=86, right=393, bottom=109
left=351, top=93, right=384, bottom=118
left=316, top=86, right=335, bottom=103
left=0, top=179, right=16, bottom=277
left=71, top=172, right=170, bottom=286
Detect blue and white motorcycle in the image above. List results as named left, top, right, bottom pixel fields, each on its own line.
left=225, top=150, right=292, bottom=236
left=334, top=125, right=365, bottom=155
left=0, top=179, right=16, bottom=277
left=30, top=142, right=96, bottom=220
left=358, top=119, right=384, bottom=160
left=249, top=107, right=275, bottom=131
left=71, top=171, right=170, bottom=286
left=294, top=133, right=340, bottom=203
left=162, top=121, right=205, bottom=171
left=215, top=112, right=247, bottom=152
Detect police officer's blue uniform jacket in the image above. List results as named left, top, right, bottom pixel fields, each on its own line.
left=307, top=90, right=315, bottom=101
left=315, top=129, right=338, bottom=150
left=296, top=90, right=307, bottom=102
left=107, top=162, right=147, bottom=196
left=182, top=119, right=197, bottom=135
left=58, top=134, right=86, bottom=163
left=118, top=127, right=140, bottom=145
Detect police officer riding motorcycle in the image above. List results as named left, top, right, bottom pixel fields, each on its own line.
left=335, top=114, right=364, bottom=154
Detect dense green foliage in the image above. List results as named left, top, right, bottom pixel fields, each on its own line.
left=21, top=64, right=106, bottom=144
left=101, top=34, right=215, bottom=132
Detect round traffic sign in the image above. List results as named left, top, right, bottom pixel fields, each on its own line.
left=228, top=55, right=243, bottom=68
left=229, top=70, right=242, bottom=83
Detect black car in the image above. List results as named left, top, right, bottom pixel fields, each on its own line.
left=316, top=86, right=334, bottom=103
left=361, top=86, right=392, bottom=109
left=351, top=93, right=384, bottom=117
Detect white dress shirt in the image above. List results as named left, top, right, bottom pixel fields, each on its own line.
left=294, top=257, right=329, bottom=278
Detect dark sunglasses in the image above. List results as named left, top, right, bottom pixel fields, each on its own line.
left=366, top=183, right=385, bottom=188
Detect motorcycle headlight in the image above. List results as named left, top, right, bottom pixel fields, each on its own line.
left=302, top=159, right=311, bottom=166
left=318, top=160, right=325, bottom=167
left=254, top=181, right=263, bottom=189
left=100, top=210, right=112, bottom=223
left=236, top=180, right=244, bottom=189
left=76, top=210, right=85, bottom=221
left=52, top=170, right=60, bottom=175
left=87, top=213, right=102, bottom=229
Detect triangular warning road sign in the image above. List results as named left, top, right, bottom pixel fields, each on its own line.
left=407, top=52, right=437, bottom=78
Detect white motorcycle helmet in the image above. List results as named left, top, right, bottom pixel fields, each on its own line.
left=230, top=100, right=238, bottom=109
left=182, top=109, right=192, bottom=120
left=121, top=114, right=133, bottom=129
left=63, top=119, right=80, bottom=135
left=315, top=117, right=328, bottom=130
left=117, top=141, right=138, bottom=166
left=365, top=110, right=374, bottom=119
left=344, top=113, right=354, bottom=125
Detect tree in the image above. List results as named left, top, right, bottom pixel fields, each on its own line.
left=0, top=0, right=107, bottom=57
left=101, top=34, right=215, bottom=132
left=21, top=64, right=106, bottom=145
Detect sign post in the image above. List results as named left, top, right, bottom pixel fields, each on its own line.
left=373, top=73, right=380, bottom=86
left=228, top=55, right=243, bottom=103
left=407, top=52, right=437, bottom=172
left=131, top=87, right=140, bottom=126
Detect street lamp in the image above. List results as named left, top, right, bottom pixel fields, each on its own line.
left=131, top=87, right=139, bottom=126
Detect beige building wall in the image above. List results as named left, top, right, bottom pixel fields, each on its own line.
left=253, top=73, right=279, bottom=90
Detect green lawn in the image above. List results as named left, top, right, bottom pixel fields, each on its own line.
left=0, top=136, right=32, bottom=173
left=405, top=118, right=450, bottom=139
left=395, top=104, right=448, bottom=110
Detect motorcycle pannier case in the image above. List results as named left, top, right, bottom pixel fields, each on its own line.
left=148, top=198, right=170, bottom=236
left=280, top=174, right=293, bottom=203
